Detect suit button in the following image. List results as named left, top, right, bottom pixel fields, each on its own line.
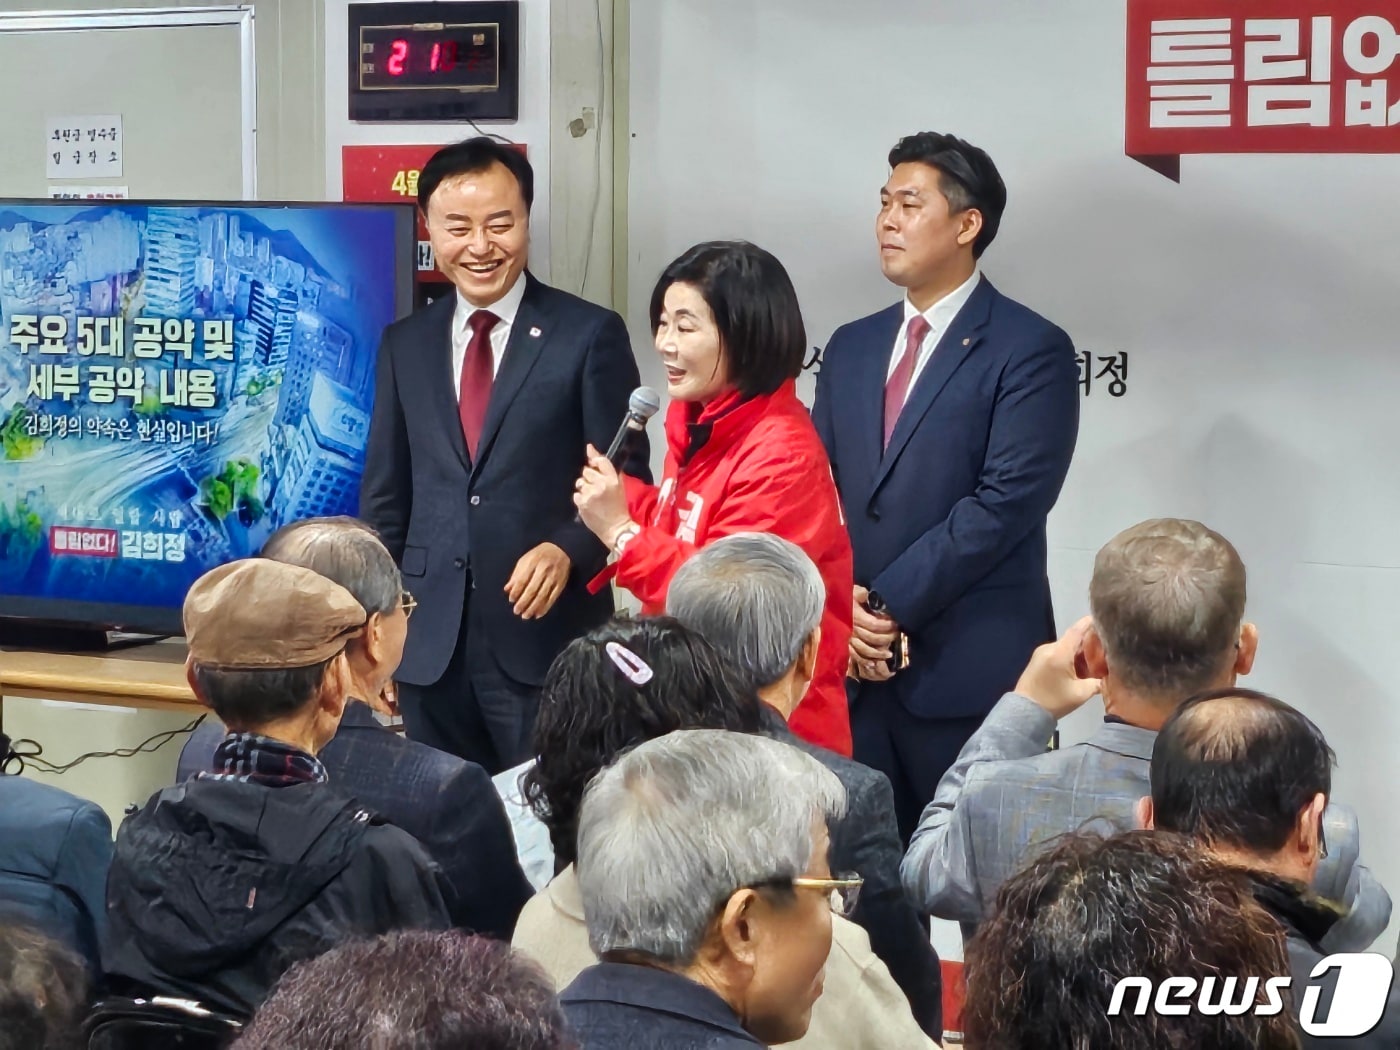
left=453, top=557, right=465, bottom=570
left=469, top=495, right=480, bottom=506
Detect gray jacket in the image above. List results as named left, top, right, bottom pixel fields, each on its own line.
left=901, top=693, right=1391, bottom=953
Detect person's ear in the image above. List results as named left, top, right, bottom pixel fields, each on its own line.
left=184, top=655, right=208, bottom=704
left=320, top=653, right=352, bottom=723
left=362, top=613, right=387, bottom=667
left=1136, top=795, right=1155, bottom=830
left=1235, top=623, right=1259, bottom=676
left=1082, top=623, right=1110, bottom=679
left=1297, top=792, right=1327, bottom=859
left=797, top=628, right=821, bottom=682
left=956, top=207, right=984, bottom=250
left=717, top=889, right=762, bottom=971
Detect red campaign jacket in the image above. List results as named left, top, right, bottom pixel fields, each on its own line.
left=593, top=380, right=854, bottom=755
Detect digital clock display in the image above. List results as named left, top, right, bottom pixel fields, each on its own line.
left=359, top=24, right=499, bottom=91
left=348, top=2, right=519, bottom=122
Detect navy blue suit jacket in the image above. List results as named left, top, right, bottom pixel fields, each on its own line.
left=176, top=703, right=533, bottom=940
left=0, top=775, right=112, bottom=974
left=360, top=273, right=649, bottom=688
left=812, top=276, right=1079, bottom=719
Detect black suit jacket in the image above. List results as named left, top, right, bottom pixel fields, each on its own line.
left=360, top=273, right=649, bottom=687
left=761, top=706, right=942, bottom=1036
left=176, top=703, right=533, bottom=940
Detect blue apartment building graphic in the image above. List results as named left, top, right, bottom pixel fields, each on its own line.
left=0, top=205, right=384, bottom=591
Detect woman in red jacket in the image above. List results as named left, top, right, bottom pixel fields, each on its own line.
left=573, top=241, right=855, bottom=755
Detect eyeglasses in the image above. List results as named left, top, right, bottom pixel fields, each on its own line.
left=400, top=590, right=417, bottom=619
left=747, top=873, right=864, bottom=918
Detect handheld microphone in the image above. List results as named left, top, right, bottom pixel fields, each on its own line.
left=603, top=386, right=662, bottom=466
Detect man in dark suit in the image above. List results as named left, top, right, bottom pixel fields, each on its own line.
left=176, top=516, right=533, bottom=940
left=666, top=533, right=942, bottom=1039
left=812, top=131, right=1079, bottom=843
left=361, top=138, right=648, bottom=772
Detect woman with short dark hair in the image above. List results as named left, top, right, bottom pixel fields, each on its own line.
left=573, top=241, right=854, bottom=755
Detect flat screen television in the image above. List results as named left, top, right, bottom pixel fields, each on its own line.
left=0, top=200, right=415, bottom=639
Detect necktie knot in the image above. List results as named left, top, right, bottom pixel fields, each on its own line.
left=907, top=314, right=932, bottom=347
left=467, top=309, right=500, bottom=339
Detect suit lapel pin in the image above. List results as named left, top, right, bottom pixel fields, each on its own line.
left=962, top=338, right=971, bottom=346
left=529, top=326, right=542, bottom=338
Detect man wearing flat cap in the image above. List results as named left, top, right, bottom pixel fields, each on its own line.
left=813, top=131, right=1080, bottom=845
left=103, top=559, right=452, bottom=1019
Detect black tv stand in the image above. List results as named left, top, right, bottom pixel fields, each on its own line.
left=0, top=620, right=169, bottom=652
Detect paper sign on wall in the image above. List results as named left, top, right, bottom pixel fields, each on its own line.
left=46, top=115, right=124, bottom=179
left=48, top=185, right=129, bottom=200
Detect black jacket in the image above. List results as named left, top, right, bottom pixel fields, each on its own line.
left=176, top=701, right=533, bottom=939
left=361, top=274, right=649, bottom=688
left=761, top=706, right=943, bottom=1036
left=104, top=778, right=451, bottom=1018
left=1251, top=871, right=1400, bottom=1048
left=561, top=962, right=762, bottom=1049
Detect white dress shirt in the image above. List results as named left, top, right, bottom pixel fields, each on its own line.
left=886, top=269, right=982, bottom=395
left=452, top=274, right=527, bottom=401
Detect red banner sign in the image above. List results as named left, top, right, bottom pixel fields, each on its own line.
left=1126, top=0, right=1400, bottom=179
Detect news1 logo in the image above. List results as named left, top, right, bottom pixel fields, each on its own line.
left=1108, top=954, right=1394, bottom=1037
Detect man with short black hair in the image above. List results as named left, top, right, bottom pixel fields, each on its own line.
left=362, top=136, right=648, bottom=772
left=106, top=559, right=450, bottom=1018
left=902, top=518, right=1389, bottom=954
left=1144, top=689, right=1400, bottom=1046
left=812, top=130, right=1080, bottom=841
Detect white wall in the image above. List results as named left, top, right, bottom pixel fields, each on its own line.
left=628, top=0, right=1400, bottom=957
left=323, top=0, right=555, bottom=278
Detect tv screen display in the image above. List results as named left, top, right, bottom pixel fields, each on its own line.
left=0, top=200, right=415, bottom=635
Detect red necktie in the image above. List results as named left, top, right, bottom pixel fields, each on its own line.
left=883, top=314, right=931, bottom=449
left=458, top=309, right=499, bottom=460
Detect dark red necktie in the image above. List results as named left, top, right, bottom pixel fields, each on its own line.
left=883, top=314, right=932, bottom=449
left=458, top=309, right=499, bottom=460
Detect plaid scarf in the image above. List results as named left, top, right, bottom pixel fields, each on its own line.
left=199, top=732, right=328, bottom=788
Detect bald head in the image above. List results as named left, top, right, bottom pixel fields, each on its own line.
left=1089, top=518, right=1246, bottom=703
left=1150, top=688, right=1333, bottom=855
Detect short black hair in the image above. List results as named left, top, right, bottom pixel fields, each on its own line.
left=1151, top=688, right=1334, bottom=854
left=888, top=131, right=1007, bottom=258
left=963, top=830, right=1300, bottom=1050
left=191, top=657, right=335, bottom=730
left=523, top=616, right=764, bottom=867
left=234, top=931, right=570, bottom=1050
left=0, top=924, right=88, bottom=1050
left=417, top=136, right=533, bottom=212
left=648, top=241, right=807, bottom=398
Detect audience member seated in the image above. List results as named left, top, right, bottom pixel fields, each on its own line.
left=105, top=559, right=451, bottom=1018
left=1145, top=689, right=1400, bottom=1047
left=0, top=923, right=88, bottom=1050
left=666, top=532, right=942, bottom=1036
left=962, top=830, right=1302, bottom=1050
left=177, top=516, right=532, bottom=938
left=562, top=729, right=852, bottom=1049
left=902, top=517, right=1389, bottom=951
left=232, top=930, right=571, bottom=1050
left=513, top=618, right=935, bottom=1049
left=0, top=761, right=111, bottom=975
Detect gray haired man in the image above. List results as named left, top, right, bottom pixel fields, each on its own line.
left=667, top=533, right=941, bottom=1037
left=560, top=730, right=849, bottom=1049
left=901, top=517, right=1390, bottom=953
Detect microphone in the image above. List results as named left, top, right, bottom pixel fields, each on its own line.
left=603, top=386, right=661, bottom=466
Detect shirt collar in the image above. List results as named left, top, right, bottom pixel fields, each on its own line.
left=903, top=268, right=981, bottom=332
left=455, top=271, right=527, bottom=333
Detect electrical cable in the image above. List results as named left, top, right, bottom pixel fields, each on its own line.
left=0, top=714, right=206, bottom=776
